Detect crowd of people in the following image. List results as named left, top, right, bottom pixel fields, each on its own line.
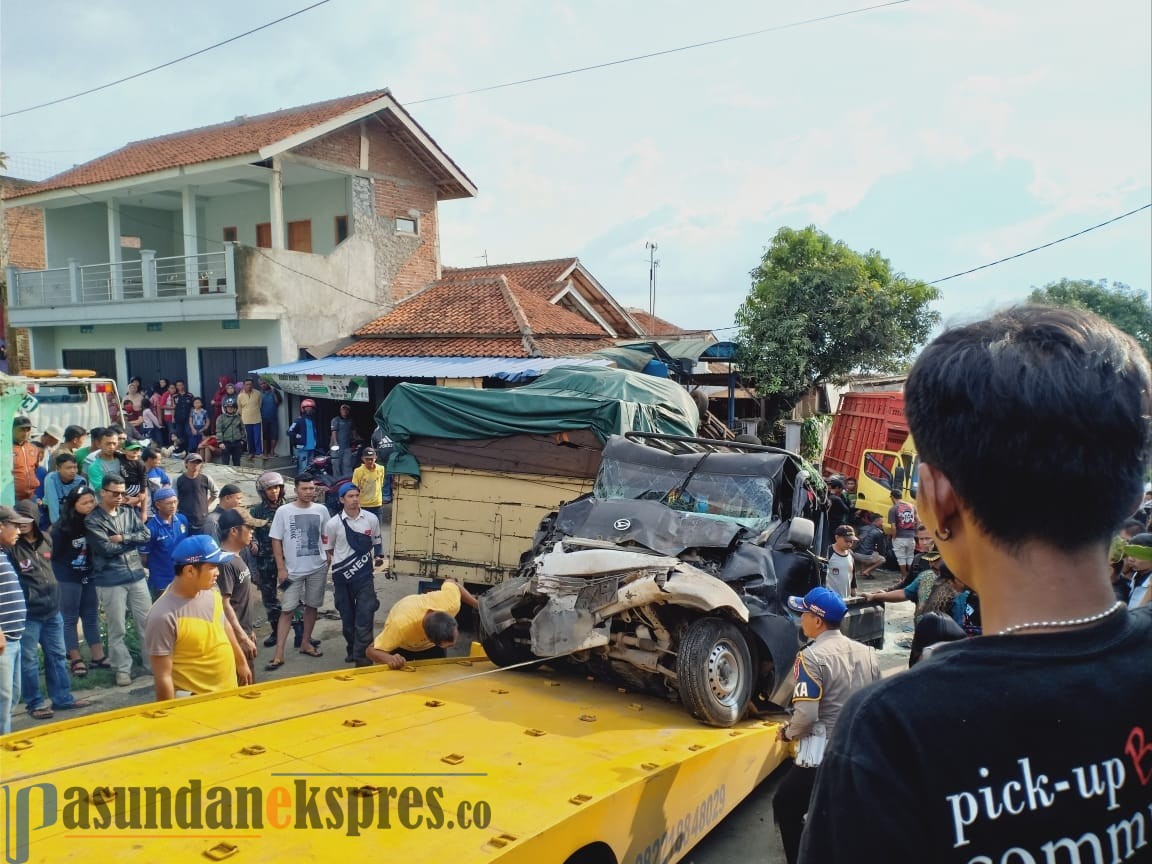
left=0, top=408, right=448, bottom=734
left=110, top=375, right=284, bottom=465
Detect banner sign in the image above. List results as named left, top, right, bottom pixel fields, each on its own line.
left=0, top=386, right=24, bottom=505
left=267, top=374, right=370, bottom=403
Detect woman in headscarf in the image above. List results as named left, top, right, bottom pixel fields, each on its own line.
left=210, top=375, right=232, bottom=431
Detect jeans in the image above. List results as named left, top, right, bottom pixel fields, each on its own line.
left=187, top=433, right=202, bottom=454
left=0, top=636, right=22, bottom=735
left=59, top=580, right=102, bottom=653
left=296, top=448, right=315, bottom=475
left=332, top=575, right=379, bottom=662
left=20, top=612, right=78, bottom=710
left=96, top=580, right=153, bottom=676
left=245, top=423, right=263, bottom=456
left=333, top=448, right=354, bottom=478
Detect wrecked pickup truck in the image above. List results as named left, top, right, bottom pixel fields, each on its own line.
left=479, top=432, right=884, bottom=727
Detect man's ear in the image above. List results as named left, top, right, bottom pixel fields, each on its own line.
left=918, top=464, right=959, bottom=536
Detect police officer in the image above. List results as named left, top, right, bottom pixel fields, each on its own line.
left=772, top=587, right=879, bottom=864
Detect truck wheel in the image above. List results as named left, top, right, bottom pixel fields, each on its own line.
left=480, top=628, right=537, bottom=668
left=676, top=617, right=754, bottom=727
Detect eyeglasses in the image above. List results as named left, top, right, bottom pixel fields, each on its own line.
left=105, top=490, right=127, bottom=498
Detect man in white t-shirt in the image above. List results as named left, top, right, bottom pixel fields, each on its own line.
left=324, top=483, right=383, bottom=666
left=825, top=525, right=857, bottom=599
left=265, top=475, right=330, bottom=670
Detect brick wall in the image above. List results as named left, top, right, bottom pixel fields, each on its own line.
left=289, top=120, right=442, bottom=305
left=1, top=178, right=46, bottom=270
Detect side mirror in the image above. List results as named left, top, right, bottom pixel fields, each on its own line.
left=787, top=517, right=815, bottom=549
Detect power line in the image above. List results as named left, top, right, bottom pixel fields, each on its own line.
left=408, top=1, right=910, bottom=106
left=927, top=203, right=1152, bottom=284
left=0, top=1, right=334, bottom=119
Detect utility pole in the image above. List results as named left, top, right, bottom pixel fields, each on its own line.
left=478, top=250, right=489, bottom=266
left=645, top=241, right=659, bottom=319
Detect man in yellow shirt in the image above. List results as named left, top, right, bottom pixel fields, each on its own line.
left=144, top=536, right=254, bottom=699
left=351, top=447, right=389, bottom=519
left=235, top=378, right=263, bottom=461
left=366, top=580, right=478, bottom=669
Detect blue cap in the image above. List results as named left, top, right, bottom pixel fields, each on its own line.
left=173, top=535, right=235, bottom=566
left=787, top=587, right=848, bottom=624
left=338, top=482, right=358, bottom=499
left=153, top=487, right=177, bottom=502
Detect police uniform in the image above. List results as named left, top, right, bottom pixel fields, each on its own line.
left=773, top=600, right=880, bottom=864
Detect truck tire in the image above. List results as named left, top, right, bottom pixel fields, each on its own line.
left=480, top=628, right=537, bottom=668
left=676, top=617, right=754, bottom=727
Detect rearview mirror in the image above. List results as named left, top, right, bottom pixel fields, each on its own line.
left=787, top=517, right=814, bottom=549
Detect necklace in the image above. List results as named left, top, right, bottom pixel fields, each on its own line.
left=996, top=601, right=1125, bottom=635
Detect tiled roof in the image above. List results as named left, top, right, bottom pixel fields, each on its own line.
left=354, top=275, right=606, bottom=338
left=10, top=89, right=391, bottom=197
left=441, top=258, right=578, bottom=297
left=337, top=335, right=617, bottom=359
left=627, top=309, right=688, bottom=336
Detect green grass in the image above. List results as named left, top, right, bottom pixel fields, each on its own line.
left=32, top=606, right=148, bottom=694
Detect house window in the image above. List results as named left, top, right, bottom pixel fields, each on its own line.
left=223, top=226, right=238, bottom=243
left=256, top=223, right=271, bottom=248
left=395, top=216, right=418, bottom=235
left=120, top=235, right=141, bottom=249
left=335, top=215, right=349, bottom=244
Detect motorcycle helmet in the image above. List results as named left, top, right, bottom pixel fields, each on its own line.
left=301, top=399, right=316, bottom=409
left=222, top=397, right=237, bottom=409
left=256, top=471, right=285, bottom=493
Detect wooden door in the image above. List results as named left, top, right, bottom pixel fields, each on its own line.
left=287, top=220, right=312, bottom=253
left=255, top=223, right=271, bottom=248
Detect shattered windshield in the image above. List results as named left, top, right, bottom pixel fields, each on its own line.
left=594, top=456, right=777, bottom=527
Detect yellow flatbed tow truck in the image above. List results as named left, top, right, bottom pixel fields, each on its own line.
left=1, top=654, right=789, bottom=864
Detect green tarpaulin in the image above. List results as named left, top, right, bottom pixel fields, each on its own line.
left=377, top=365, right=699, bottom=477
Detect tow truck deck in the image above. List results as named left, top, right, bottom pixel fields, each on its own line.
left=2, top=653, right=790, bottom=863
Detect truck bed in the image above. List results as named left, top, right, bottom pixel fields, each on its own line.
left=2, top=654, right=790, bottom=863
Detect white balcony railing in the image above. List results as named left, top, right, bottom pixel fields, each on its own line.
left=7, top=246, right=235, bottom=308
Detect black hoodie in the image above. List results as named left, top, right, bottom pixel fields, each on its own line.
left=5, top=506, right=59, bottom=619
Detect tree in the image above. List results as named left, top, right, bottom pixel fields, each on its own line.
left=1028, top=279, right=1152, bottom=361
left=735, top=226, right=939, bottom=430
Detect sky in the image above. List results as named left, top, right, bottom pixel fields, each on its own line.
left=1, top=0, right=1149, bottom=336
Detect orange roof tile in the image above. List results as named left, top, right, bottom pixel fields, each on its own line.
left=441, top=258, right=578, bottom=296
left=8, top=88, right=472, bottom=199
left=627, top=309, right=688, bottom=336
left=355, top=275, right=606, bottom=338
left=338, top=338, right=530, bottom=358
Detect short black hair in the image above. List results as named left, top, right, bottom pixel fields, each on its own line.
left=106, top=424, right=125, bottom=435
left=827, top=478, right=844, bottom=490
left=1123, top=518, right=1146, bottom=533
left=906, top=306, right=1152, bottom=551
left=424, top=611, right=458, bottom=645
left=101, top=474, right=126, bottom=491
left=64, top=425, right=86, bottom=441
left=89, top=427, right=106, bottom=441
left=295, top=473, right=316, bottom=486
left=54, top=452, right=77, bottom=467
left=142, top=447, right=159, bottom=462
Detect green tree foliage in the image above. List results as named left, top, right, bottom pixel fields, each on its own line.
left=1028, top=278, right=1152, bottom=361
left=735, top=226, right=939, bottom=427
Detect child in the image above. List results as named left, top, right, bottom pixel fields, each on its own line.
left=43, top=452, right=86, bottom=524
left=117, top=441, right=150, bottom=520
left=187, top=398, right=209, bottom=454
left=140, top=403, right=164, bottom=446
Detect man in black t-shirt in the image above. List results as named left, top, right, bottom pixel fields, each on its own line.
left=175, top=454, right=218, bottom=534
left=800, top=306, right=1152, bottom=864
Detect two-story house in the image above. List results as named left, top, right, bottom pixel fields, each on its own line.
left=2, top=88, right=475, bottom=402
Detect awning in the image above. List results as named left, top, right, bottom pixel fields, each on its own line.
left=250, top=355, right=612, bottom=402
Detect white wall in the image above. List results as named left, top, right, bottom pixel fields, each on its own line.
left=43, top=203, right=180, bottom=267
left=201, top=177, right=350, bottom=255
left=33, top=318, right=282, bottom=390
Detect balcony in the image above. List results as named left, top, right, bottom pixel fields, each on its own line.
left=6, top=247, right=237, bottom=327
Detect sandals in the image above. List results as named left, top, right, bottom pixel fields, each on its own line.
left=56, top=698, right=94, bottom=711
left=29, top=706, right=55, bottom=720
left=70, top=658, right=88, bottom=677
left=265, top=658, right=286, bottom=671
left=89, top=658, right=112, bottom=669
left=299, top=648, right=323, bottom=658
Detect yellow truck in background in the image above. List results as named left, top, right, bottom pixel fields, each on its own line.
left=854, top=433, right=919, bottom=525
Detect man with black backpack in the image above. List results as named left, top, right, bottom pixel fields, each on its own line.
left=887, top=490, right=918, bottom=587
